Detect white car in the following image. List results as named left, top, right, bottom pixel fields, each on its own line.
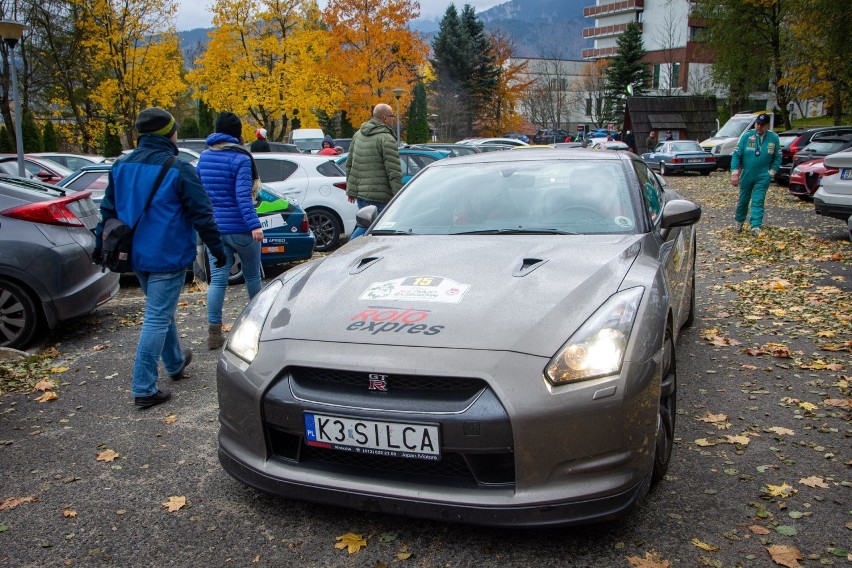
left=814, top=149, right=852, bottom=240
left=457, top=137, right=529, bottom=147
left=32, top=153, right=107, bottom=171
left=592, top=141, right=630, bottom=151
left=253, top=153, right=354, bottom=252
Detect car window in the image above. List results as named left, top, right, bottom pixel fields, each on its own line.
left=634, top=161, right=663, bottom=225
left=671, top=142, right=702, bottom=152
left=316, top=160, right=345, bottom=177
left=63, top=171, right=109, bottom=192
left=65, top=157, right=90, bottom=171
left=804, top=140, right=851, bottom=153
left=256, top=159, right=298, bottom=182
left=177, top=150, right=197, bottom=163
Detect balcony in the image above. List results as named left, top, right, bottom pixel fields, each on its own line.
left=584, top=0, right=645, bottom=18
left=582, top=46, right=620, bottom=59
left=583, top=22, right=642, bottom=39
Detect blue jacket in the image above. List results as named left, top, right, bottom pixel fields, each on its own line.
left=97, top=135, right=224, bottom=273
left=196, top=133, right=261, bottom=234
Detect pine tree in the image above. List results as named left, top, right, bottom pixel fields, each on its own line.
left=0, top=126, right=13, bottom=153
left=22, top=112, right=43, bottom=153
left=339, top=111, right=355, bottom=138
left=42, top=121, right=60, bottom=152
left=178, top=117, right=200, bottom=138
left=605, top=22, right=650, bottom=125
left=459, top=5, right=499, bottom=131
left=102, top=118, right=123, bottom=157
left=406, top=81, right=429, bottom=144
left=197, top=100, right=215, bottom=138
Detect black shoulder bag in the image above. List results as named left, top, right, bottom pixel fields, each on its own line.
left=100, top=156, right=176, bottom=273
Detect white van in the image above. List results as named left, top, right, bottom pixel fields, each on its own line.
left=287, top=128, right=326, bottom=154
left=700, top=111, right=775, bottom=170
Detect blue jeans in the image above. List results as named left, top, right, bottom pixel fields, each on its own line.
left=349, top=198, right=387, bottom=240
left=206, top=233, right=262, bottom=325
left=132, top=270, right=187, bottom=397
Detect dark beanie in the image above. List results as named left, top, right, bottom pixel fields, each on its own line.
left=135, top=108, right=176, bottom=137
left=215, top=112, right=242, bottom=139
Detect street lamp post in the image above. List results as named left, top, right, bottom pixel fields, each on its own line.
left=392, top=88, right=403, bottom=145
left=0, top=20, right=28, bottom=178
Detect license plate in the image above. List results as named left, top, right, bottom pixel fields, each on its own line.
left=842, top=169, right=852, bottom=180
left=304, top=412, right=441, bottom=461
left=688, top=158, right=703, bottom=163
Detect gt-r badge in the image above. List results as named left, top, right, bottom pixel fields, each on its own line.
left=368, top=374, right=389, bottom=391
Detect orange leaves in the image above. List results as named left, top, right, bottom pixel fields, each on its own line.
left=626, top=550, right=670, bottom=567
left=63, top=509, right=77, bottom=518
left=33, top=379, right=55, bottom=392
left=161, top=496, right=187, bottom=512
left=96, top=449, right=119, bottom=462
left=0, top=496, right=38, bottom=511
left=163, top=414, right=178, bottom=424
left=766, top=544, right=803, bottom=568
left=35, top=391, right=58, bottom=403
left=335, top=532, right=367, bottom=554
left=798, top=476, right=829, bottom=489
left=700, top=328, right=741, bottom=347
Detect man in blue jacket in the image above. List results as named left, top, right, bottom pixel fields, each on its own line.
left=730, top=113, right=782, bottom=237
left=96, top=108, right=227, bottom=409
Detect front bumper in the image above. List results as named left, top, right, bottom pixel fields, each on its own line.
left=216, top=339, right=662, bottom=527
left=665, top=163, right=715, bottom=174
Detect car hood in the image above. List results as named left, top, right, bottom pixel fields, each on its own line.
left=263, top=235, right=641, bottom=356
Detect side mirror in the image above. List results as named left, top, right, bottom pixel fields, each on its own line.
left=661, top=199, right=701, bottom=230
left=36, top=170, right=55, bottom=180
left=355, top=205, right=378, bottom=229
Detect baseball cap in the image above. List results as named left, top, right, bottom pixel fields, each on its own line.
left=755, top=113, right=770, bottom=125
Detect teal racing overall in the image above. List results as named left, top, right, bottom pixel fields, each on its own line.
left=730, top=129, right=782, bottom=229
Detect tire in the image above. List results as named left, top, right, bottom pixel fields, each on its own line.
left=700, top=169, right=710, bottom=176
left=199, top=248, right=249, bottom=286
left=653, top=324, right=677, bottom=484
left=659, top=162, right=667, bottom=176
left=308, top=207, right=342, bottom=252
left=0, top=279, right=42, bottom=350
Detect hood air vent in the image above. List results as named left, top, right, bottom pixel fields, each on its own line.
left=513, top=257, right=548, bottom=277
left=349, top=256, right=382, bottom=275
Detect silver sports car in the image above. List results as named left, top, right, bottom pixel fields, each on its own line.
left=216, top=149, right=701, bottom=527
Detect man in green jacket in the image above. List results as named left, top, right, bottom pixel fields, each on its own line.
left=346, top=103, right=403, bottom=240
left=730, top=113, right=782, bottom=237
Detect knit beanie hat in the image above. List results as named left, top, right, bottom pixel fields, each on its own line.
left=215, top=112, right=243, bottom=139
left=135, top=108, right=176, bottom=137
left=256, top=128, right=267, bottom=139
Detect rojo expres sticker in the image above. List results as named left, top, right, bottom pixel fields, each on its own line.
left=359, top=276, right=470, bottom=304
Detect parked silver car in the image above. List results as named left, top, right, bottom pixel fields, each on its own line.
left=0, top=175, right=119, bottom=349
left=215, top=149, right=701, bottom=527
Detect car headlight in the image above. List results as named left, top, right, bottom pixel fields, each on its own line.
left=792, top=167, right=801, bottom=174
left=712, top=145, right=720, bottom=154
left=545, top=287, right=644, bottom=385
left=226, top=280, right=283, bottom=363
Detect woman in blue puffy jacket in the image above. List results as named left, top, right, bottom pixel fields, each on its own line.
left=196, top=112, right=264, bottom=349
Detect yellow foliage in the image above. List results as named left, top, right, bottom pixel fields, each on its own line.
left=323, top=0, right=429, bottom=125
left=478, top=31, right=534, bottom=136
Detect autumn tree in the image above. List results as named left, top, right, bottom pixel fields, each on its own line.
left=190, top=0, right=342, bottom=141
left=323, top=0, right=428, bottom=126
left=577, top=60, right=613, bottom=128
left=478, top=31, right=532, bottom=136
left=72, top=0, right=186, bottom=146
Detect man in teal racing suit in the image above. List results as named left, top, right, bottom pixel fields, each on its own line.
left=730, top=113, right=782, bottom=237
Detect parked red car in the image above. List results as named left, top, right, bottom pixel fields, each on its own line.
left=0, top=155, right=73, bottom=185
left=788, top=158, right=839, bottom=200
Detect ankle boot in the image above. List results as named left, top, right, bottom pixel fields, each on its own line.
left=208, top=324, right=225, bottom=350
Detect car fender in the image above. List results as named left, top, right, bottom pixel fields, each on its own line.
left=0, top=265, right=58, bottom=328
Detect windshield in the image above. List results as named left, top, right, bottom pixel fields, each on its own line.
left=294, top=138, right=324, bottom=152
left=373, top=160, right=637, bottom=236
left=803, top=140, right=850, bottom=153
left=671, top=142, right=703, bottom=152
left=715, top=116, right=755, bottom=138
left=777, top=134, right=799, bottom=149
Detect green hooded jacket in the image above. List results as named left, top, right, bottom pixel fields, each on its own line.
left=345, top=118, right=403, bottom=203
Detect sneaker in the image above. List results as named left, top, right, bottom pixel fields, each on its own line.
left=751, top=227, right=762, bottom=237
left=735, top=222, right=744, bottom=233
left=134, top=389, right=171, bottom=409
left=169, top=349, right=193, bottom=380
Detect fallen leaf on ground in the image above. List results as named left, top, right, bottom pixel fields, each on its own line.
left=695, top=438, right=716, bottom=447
left=799, top=476, right=829, bottom=489
left=691, top=538, right=719, bottom=552
left=626, top=550, right=670, bottom=567
left=396, top=552, right=412, bottom=560
left=334, top=533, right=366, bottom=554
left=724, top=434, right=750, bottom=445
left=161, top=496, right=187, bottom=512
left=822, top=398, right=851, bottom=408
left=177, top=301, right=189, bottom=307
left=63, top=510, right=77, bottom=518
left=93, top=344, right=108, bottom=351
left=697, top=412, right=727, bottom=423
left=0, top=496, right=38, bottom=511
left=222, top=323, right=233, bottom=332
left=163, top=415, right=178, bottom=424
left=252, top=555, right=260, bottom=563
left=797, top=402, right=818, bottom=412
left=766, top=483, right=796, bottom=498
left=35, top=391, right=58, bottom=403
left=748, top=525, right=771, bottom=535
left=33, top=380, right=55, bottom=392
left=50, top=366, right=69, bottom=373
left=766, top=544, right=802, bottom=567
left=765, top=427, right=794, bottom=436
left=96, top=449, right=118, bottom=462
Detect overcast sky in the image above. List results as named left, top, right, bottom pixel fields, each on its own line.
left=175, top=0, right=510, bottom=31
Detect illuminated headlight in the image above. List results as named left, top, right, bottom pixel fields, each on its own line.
left=226, top=280, right=283, bottom=363
left=545, top=287, right=644, bottom=385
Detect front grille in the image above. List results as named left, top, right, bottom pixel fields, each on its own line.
left=292, top=366, right=487, bottom=393
left=268, top=428, right=515, bottom=487
left=702, top=146, right=712, bottom=153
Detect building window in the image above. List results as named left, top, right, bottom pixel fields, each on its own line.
left=550, top=78, right=567, bottom=91
left=586, top=97, right=592, bottom=116
left=671, top=63, right=680, bottom=89
left=652, top=64, right=661, bottom=89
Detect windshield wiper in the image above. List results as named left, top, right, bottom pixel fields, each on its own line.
left=454, top=227, right=578, bottom=235
left=370, top=229, right=414, bottom=235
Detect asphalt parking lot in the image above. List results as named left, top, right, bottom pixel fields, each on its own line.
left=1, top=171, right=849, bottom=567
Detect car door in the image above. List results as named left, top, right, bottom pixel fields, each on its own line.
left=254, top=157, right=308, bottom=203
